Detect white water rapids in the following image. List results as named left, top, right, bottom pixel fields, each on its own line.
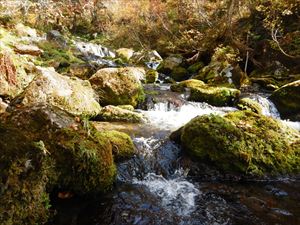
left=129, top=92, right=299, bottom=218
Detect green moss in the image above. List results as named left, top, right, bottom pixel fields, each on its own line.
left=146, top=69, right=159, bottom=83
left=170, top=66, right=188, bottom=81
left=187, top=61, right=204, bottom=74
left=89, top=68, right=145, bottom=107
left=170, top=79, right=205, bottom=92
left=238, top=98, right=263, bottom=114
left=97, top=130, right=135, bottom=160
left=0, top=105, right=131, bottom=224
left=117, top=105, right=135, bottom=111
left=270, top=80, right=300, bottom=119
left=98, top=105, right=144, bottom=123
left=171, top=79, right=240, bottom=106
left=181, top=111, right=300, bottom=176
left=54, top=126, right=116, bottom=194
left=36, top=41, right=84, bottom=72
left=189, top=85, right=240, bottom=106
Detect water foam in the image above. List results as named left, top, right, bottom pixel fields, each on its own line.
left=133, top=172, right=200, bottom=216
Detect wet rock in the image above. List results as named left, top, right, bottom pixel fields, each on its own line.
left=13, top=44, right=43, bottom=56
left=270, top=80, right=300, bottom=120
left=237, top=98, right=263, bottom=114
left=0, top=104, right=123, bottom=224
left=97, top=105, right=145, bottom=123
left=89, top=67, right=145, bottom=107
left=171, top=79, right=240, bottom=106
left=178, top=110, right=300, bottom=176
left=11, top=67, right=101, bottom=116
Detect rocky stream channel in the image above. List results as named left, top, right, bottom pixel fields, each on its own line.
left=1, top=26, right=299, bottom=225
left=50, top=83, right=300, bottom=225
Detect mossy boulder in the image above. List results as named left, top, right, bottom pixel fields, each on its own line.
left=189, top=85, right=240, bottom=106
left=179, top=111, right=300, bottom=176
left=171, top=79, right=240, bottom=106
left=97, top=130, right=135, bottom=160
left=146, top=69, right=159, bottom=83
left=158, top=55, right=183, bottom=74
left=0, top=104, right=135, bottom=224
left=89, top=67, right=145, bottom=107
left=170, top=66, right=189, bottom=81
left=270, top=80, right=300, bottom=120
left=98, top=105, right=145, bottom=123
left=170, top=79, right=205, bottom=92
left=238, top=98, right=263, bottom=114
left=11, top=67, right=101, bottom=116
left=195, top=46, right=248, bottom=88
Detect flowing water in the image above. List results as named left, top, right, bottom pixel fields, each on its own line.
left=51, top=84, right=300, bottom=225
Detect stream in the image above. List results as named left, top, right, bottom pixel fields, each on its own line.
left=46, top=42, right=300, bottom=225
left=50, top=83, right=300, bottom=225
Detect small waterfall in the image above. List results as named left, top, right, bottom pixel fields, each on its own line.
left=74, top=41, right=117, bottom=67
left=247, top=94, right=280, bottom=118
left=248, top=94, right=300, bottom=131
left=142, top=101, right=236, bottom=131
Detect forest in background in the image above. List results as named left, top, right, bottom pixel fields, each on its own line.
left=1, top=1, right=299, bottom=63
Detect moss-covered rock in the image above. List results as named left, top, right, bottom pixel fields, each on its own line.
left=238, top=98, right=263, bottom=114
left=146, top=69, right=159, bottom=83
left=189, top=85, right=240, bottom=106
left=97, top=130, right=135, bottom=160
left=170, top=66, right=189, bottom=81
left=0, top=104, right=135, bottom=224
left=179, top=111, right=300, bottom=176
left=116, top=48, right=134, bottom=61
left=36, top=41, right=84, bottom=72
left=187, top=61, right=204, bottom=74
left=195, top=46, right=248, bottom=88
left=117, top=105, right=135, bottom=111
left=158, top=55, right=183, bottom=74
left=170, top=79, right=205, bottom=92
left=89, top=67, right=145, bottom=107
left=11, top=67, right=101, bottom=116
left=171, top=79, right=240, bottom=106
left=98, top=105, right=145, bottom=123
left=270, top=80, right=300, bottom=120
